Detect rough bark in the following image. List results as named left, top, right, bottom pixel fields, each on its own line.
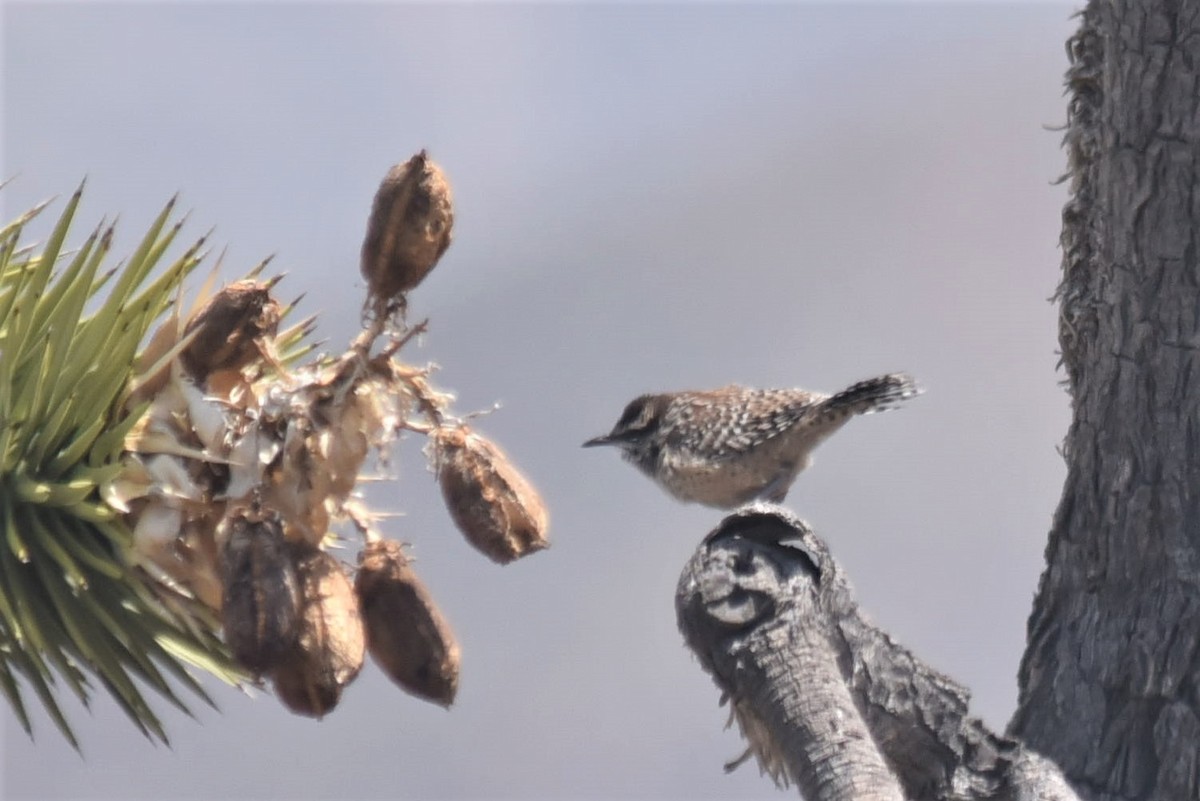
left=677, top=505, right=1079, bottom=801
left=674, top=2, right=1200, bottom=798
left=1010, top=3, right=1200, bottom=800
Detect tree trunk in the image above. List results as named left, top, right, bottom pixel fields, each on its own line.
left=677, top=505, right=1079, bottom=801
left=676, top=3, right=1200, bottom=800
left=1010, top=2, right=1200, bottom=799
left=677, top=508, right=906, bottom=800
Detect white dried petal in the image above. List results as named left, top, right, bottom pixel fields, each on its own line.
left=124, top=429, right=212, bottom=461
left=223, top=428, right=267, bottom=501
left=358, top=380, right=405, bottom=445
left=180, top=377, right=229, bottom=454
left=102, top=459, right=153, bottom=513
left=147, top=375, right=189, bottom=433
left=258, top=383, right=292, bottom=420
left=262, top=427, right=333, bottom=545
left=133, top=501, right=183, bottom=557
left=145, top=454, right=202, bottom=503
left=322, top=406, right=369, bottom=499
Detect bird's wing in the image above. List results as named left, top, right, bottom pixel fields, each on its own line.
left=672, top=387, right=827, bottom=458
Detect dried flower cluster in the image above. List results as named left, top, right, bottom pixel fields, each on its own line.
left=101, top=152, right=549, bottom=717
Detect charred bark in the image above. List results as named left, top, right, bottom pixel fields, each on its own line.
left=677, top=505, right=1078, bottom=801
left=1011, top=3, right=1200, bottom=799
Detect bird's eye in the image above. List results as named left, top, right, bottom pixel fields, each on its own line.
left=617, top=399, right=649, bottom=431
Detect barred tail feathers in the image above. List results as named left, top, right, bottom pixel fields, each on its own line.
left=823, top=373, right=921, bottom=416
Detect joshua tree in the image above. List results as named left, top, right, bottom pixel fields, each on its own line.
left=0, top=153, right=548, bottom=747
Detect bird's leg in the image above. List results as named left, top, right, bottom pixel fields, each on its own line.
left=760, top=474, right=790, bottom=504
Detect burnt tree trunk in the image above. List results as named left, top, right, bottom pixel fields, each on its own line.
left=678, top=506, right=1078, bottom=801
left=1010, top=3, right=1200, bottom=799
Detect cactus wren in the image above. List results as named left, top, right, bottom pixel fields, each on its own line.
left=583, top=373, right=920, bottom=508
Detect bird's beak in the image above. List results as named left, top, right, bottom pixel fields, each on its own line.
left=582, top=434, right=616, bottom=448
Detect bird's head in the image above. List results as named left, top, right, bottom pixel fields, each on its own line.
left=583, top=394, right=671, bottom=457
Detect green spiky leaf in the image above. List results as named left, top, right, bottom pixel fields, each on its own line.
left=0, top=186, right=246, bottom=749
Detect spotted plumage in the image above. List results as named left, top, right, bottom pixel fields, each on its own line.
left=584, top=373, right=920, bottom=508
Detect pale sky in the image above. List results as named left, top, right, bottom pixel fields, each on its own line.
left=3, top=3, right=1076, bottom=798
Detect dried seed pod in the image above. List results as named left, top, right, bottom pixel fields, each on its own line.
left=356, top=539, right=460, bottom=707
left=360, top=151, right=454, bottom=300
left=181, top=279, right=281, bottom=380
left=433, top=425, right=549, bottom=564
left=270, top=542, right=365, bottom=718
left=219, top=510, right=300, bottom=674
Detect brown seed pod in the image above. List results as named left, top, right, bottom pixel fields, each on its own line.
left=219, top=510, right=300, bottom=675
left=270, top=542, right=365, bottom=718
left=360, top=151, right=454, bottom=301
left=433, top=425, right=549, bottom=564
left=355, top=539, right=460, bottom=707
left=181, top=279, right=281, bottom=381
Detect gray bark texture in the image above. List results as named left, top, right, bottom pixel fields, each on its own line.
left=676, top=505, right=1079, bottom=801
left=1010, top=2, right=1200, bottom=800
left=674, top=2, right=1200, bottom=800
